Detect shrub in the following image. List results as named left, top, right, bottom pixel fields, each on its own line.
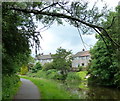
left=46, top=69, right=63, bottom=80
left=2, top=74, right=21, bottom=100
left=78, top=65, right=83, bottom=71
left=20, top=65, right=28, bottom=75
left=27, top=69, right=63, bottom=80
left=42, top=62, right=54, bottom=71
left=77, top=71, right=88, bottom=80
left=66, top=72, right=81, bottom=82
left=35, top=70, right=47, bottom=78
left=31, top=62, right=42, bottom=73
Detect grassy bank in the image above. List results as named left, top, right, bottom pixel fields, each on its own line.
left=20, top=76, right=78, bottom=99
left=77, top=71, right=88, bottom=90
left=2, top=75, right=21, bottom=100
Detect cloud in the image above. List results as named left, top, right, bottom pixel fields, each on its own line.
left=31, top=22, right=98, bottom=56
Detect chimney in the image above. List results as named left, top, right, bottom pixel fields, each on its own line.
left=82, top=49, right=85, bottom=51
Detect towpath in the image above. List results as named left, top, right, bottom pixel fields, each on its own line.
left=13, top=78, right=40, bottom=100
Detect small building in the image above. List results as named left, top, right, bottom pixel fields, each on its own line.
left=72, top=49, right=91, bottom=68
left=36, top=53, right=53, bottom=65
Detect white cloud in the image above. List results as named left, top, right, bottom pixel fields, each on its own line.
left=35, top=25, right=98, bottom=55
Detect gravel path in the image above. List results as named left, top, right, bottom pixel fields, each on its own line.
left=13, top=78, right=40, bottom=100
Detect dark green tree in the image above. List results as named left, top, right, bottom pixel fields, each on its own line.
left=88, top=5, right=120, bottom=87
left=52, top=47, right=72, bottom=80
left=31, top=62, right=42, bottom=73
left=2, top=2, right=39, bottom=74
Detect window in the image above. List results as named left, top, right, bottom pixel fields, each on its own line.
left=86, top=56, right=89, bottom=59
left=82, top=63, right=84, bottom=66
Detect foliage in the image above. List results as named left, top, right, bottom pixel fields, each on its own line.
left=20, top=76, right=79, bottom=99
left=27, top=56, right=35, bottom=70
left=42, top=62, right=54, bottom=71
left=77, top=71, right=88, bottom=80
left=2, top=75, right=21, bottom=100
left=78, top=65, right=83, bottom=71
left=77, top=71, right=88, bottom=90
left=88, top=35, right=117, bottom=86
left=8, top=1, right=109, bottom=36
left=88, top=6, right=120, bottom=87
left=31, top=62, right=42, bottom=73
left=20, top=65, right=28, bottom=75
left=52, top=47, right=72, bottom=80
left=2, top=1, right=116, bottom=75
left=36, top=70, right=47, bottom=78
left=2, top=2, right=118, bottom=100
left=66, top=72, right=81, bottom=82
left=27, top=69, right=62, bottom=80
left=2, top=2, right=32, bottom=75
left=46, top=69, right=63, bottom=80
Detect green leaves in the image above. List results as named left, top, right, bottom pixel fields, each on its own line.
left=88, top=5, right=120, bottom=87
left=52, top=47, right=72, bottom=80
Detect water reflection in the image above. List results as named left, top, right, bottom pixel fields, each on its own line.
left=86, top=86, right=120, bottom=99
left=64, top=81, right=120, bottom=99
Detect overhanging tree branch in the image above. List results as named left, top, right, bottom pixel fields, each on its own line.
left=9, top=7, right=120, bottom=48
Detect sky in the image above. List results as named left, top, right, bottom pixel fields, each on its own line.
left=31, top=0, right=120, bottom=56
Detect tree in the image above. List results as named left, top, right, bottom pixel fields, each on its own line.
left=52, top=47, right=72, bottom=80
left=88, top=34, right=116, bottom=86
left=31, top=62, right=42, bottom=73
left=2, top=2, right=38, bottom=74
left=88, top=5, right=120, bottom=87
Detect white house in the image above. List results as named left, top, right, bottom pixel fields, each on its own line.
left=36, top=53, right=53, bottom=65
left=36, top=49, right=91, bottom=67
left=72, top=50, right=91, bottom=68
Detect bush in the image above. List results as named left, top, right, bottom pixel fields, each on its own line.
left=66, top=72, right=81, bottom=82
left=78, top=65, right=83, bottom=71
left=27, top=69, right=63, bottom=80
left=2, top=74, right=21, bottom=100
left=46, top=69, right=63, bottom=80
left=42, top=62, right=54, bottom=71
left=35, top=70, right=47, bottom=78
left=77, top=71, right=88, bottom=80
left=31, top=62, right=42, bottom=73
left=20, top=65, right=28, bottom=75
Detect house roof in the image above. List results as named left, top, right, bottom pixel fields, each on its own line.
left=36, top=50, right=90, bottom=60
left=36, top=54, right=53, bottom=60
left=73, top=51, right=90, bottom=57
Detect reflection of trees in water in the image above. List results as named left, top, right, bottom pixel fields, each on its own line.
left=85, top=86, right=120, bottom=99
left=64, top=81, right=120, bottom=99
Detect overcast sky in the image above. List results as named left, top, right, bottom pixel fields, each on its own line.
left=31, top=0, right=120, bottom=56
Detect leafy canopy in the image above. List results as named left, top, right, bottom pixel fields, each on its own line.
left=88, top=6, right=120, bottom=87
left=52, top=47, right=72, bottom=79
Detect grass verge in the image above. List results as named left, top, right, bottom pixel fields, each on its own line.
left=2, top=75, right=21, bottom=100
left=20, top=75, right=78, bottom=99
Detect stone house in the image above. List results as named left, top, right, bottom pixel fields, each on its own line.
left=36, top=50, right=91, bottom=67
left=72, top=50, right=91, bottom=68
left=36, top=53, right=53, bottom=66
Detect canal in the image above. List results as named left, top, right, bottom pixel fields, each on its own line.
left=64, top=80, right=120, bottom=99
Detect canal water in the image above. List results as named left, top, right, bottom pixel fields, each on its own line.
left=64, top=81, right=120, bottom=99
